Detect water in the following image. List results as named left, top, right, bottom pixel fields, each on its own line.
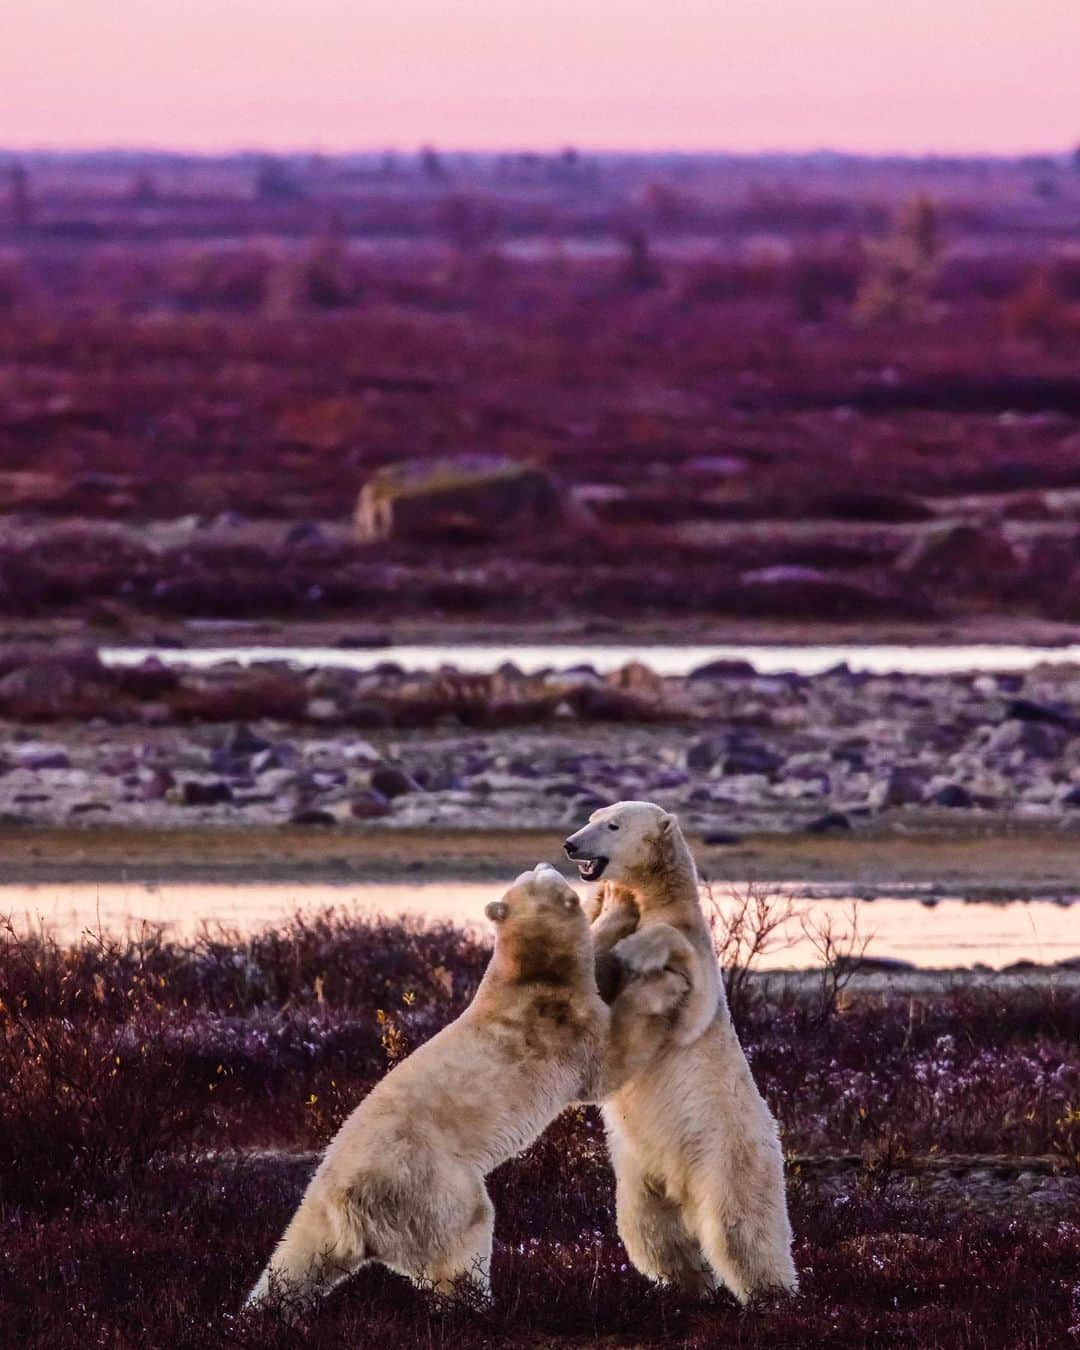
left=101, top=642, right=1080, bottom=678
left=6, top=882, right=1076, bottom=970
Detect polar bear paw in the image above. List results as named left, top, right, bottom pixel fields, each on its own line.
left=612, top=926, right=693, bottom=1017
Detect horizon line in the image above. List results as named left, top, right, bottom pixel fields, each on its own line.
left=3, top=142, right=1076, bottom=162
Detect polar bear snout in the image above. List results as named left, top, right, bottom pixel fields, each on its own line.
left=563, top=831, right=609, bottom=883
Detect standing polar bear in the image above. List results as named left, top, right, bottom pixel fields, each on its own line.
left=565, top=802, right=797, bottom=1302
left=246, top=863, right=694, bottom=1314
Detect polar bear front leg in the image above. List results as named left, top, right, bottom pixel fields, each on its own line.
left=581, top=935, right=693, bottom=1100
left=589, top=883, right=642, bottom=1003
left=612, top=928, right=712, bottom=1042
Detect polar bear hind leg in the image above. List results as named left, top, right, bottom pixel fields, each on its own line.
left=615, top=1157, right=716, bottom=1298
left=245, top=1191, right=367, bottom=1313
left=694, top=1196, right=798, bottom=1303
left=423, top=1184, right=494, bottom=1298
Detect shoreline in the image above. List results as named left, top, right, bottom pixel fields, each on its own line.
left=2, top=822, right=1077, bottom=895
left=7, top=614, right=1080, bottom=651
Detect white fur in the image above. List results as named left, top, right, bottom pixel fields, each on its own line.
left=244, top=862, right=690, bottom=1316
left=566, top=801, right=798, bottom=1301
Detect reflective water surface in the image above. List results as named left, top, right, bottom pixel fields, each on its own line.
left=5, top=882, right=1076, bottom=970
left=102, top=642, right=1080, bottom=678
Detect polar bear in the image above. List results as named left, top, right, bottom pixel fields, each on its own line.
left=245, top=862, right=693, bottom=1315
left=565, top=802, right=797, bottom=1302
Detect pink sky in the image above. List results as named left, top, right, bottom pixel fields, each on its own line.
left=2, top=0, right=1077, bottom=154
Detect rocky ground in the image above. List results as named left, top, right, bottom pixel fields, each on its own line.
left=2, top=647, right=1078, bottom=846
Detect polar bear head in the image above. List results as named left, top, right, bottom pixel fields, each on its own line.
left=563, top=800, right=676, bottom=887
left=484, top=863, right=589, bottom=982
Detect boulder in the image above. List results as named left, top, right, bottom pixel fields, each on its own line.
left=350, top=789, right=391, bottom=819
left=806, top=811, right=852, bottom=834
left=881, top=765, right=931, bottom=807
left=0, top=664, right=78, bottom=719
left=728, top=568, right=930, bottom=620
left=1005, top=698, right=1075, bottom=729
left=14, top=746, right=72, bottom=770
left=986, top=719, right=1069, bottom=760
left=933, top=784, right=974, bottom=808
left=177, top=779, right=233, bottom=806
left=370, top=764, right=420, bottom=799
left=895, top=523, right=1022, bottom=592
left=686, top=736, right=724, bottom=771
left=721, top=744, right=784, bottom=777
left=688, top=658, right=757, bottom=680
left=289, top=807, right=337, bottom=826
left=356, top=456, right=567, bottom=544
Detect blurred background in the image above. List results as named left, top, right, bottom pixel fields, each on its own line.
left=0, top=0, right=1078, bottom=897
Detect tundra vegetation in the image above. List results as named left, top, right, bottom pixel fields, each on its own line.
left=1, top=153, right=1079, bottom=636
left=1, top=904, right=1077, bottom=1347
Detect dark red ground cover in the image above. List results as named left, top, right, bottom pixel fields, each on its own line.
left=2, top=155, right=1080, bottom=629
left=1, top=913, right=1077, bottom=1346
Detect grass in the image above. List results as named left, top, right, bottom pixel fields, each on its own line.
left=1, top=910, right=1077, bottom=1347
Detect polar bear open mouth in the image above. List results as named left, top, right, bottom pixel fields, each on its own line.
left=575, top=856, right=608, bottom=882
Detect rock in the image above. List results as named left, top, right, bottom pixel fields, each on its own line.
left=14, top=747, right=71, bottom=770
left=607, top=661, right=664, bottom=700
left=334, top=631, right=392, bottom=650
left=730, top=570, right=927, bottom=620
left=703, top=829, right=742, bottom=845
left=933, top=784, right=974, bottom=808
left=356, top=456, right=567, bottom=544
left=806, top=811, right=852, bottom=834
left=113, top=657, right=180, bottom=697
left=370, top=764, right=420, bottom=799
left=881, top=765, right=930, bottom=807
left=177, top=779, right=233, bottom=806
left=0, top=664, right=78, bottom=718
left=289, top=807, right=337, bottom=826
left=1005, top=698, right=1075, bottom=729
left=349, top=789, right=391, bottom=819
left=306, top=697, right=340, bottom=723
left=986, top=719, right=1068, bottom=760
left=137, top=768, right=175, bottom=800
left=567, top=685, right=665, bottom=721
left=1061, top=785, right=1080, bottom=807
left=221, top=723, right=273, bottom=756
left=284, top=521, right=325, bottom=546
left=688, top=658, right=757, bottom=680
left=895, top=523, right=1022, bottom=591
left=722, top=744, right=784, bottom=777
left=342, top=701, right=393, bottom=728
left=251, top=743, right=301, bottom=773
left=686, top=737, right=724, bottom=771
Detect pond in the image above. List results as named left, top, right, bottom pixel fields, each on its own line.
left=101, top=642, right=1080, bottom=678
left=6, top=882, right=1076, bottom=970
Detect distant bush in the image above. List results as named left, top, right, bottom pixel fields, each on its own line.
left=290, top=238, right=363, bottom=310
left=1005, top=268, right=1080, bottom=346
left=170, top=247, right=274, bottom=312
left=854, top=194, right=942, bottom=323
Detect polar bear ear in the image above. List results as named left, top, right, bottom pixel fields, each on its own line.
left=657, top=810, right=676, bottom=833
left=485, top=900, right=510, bottom=924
